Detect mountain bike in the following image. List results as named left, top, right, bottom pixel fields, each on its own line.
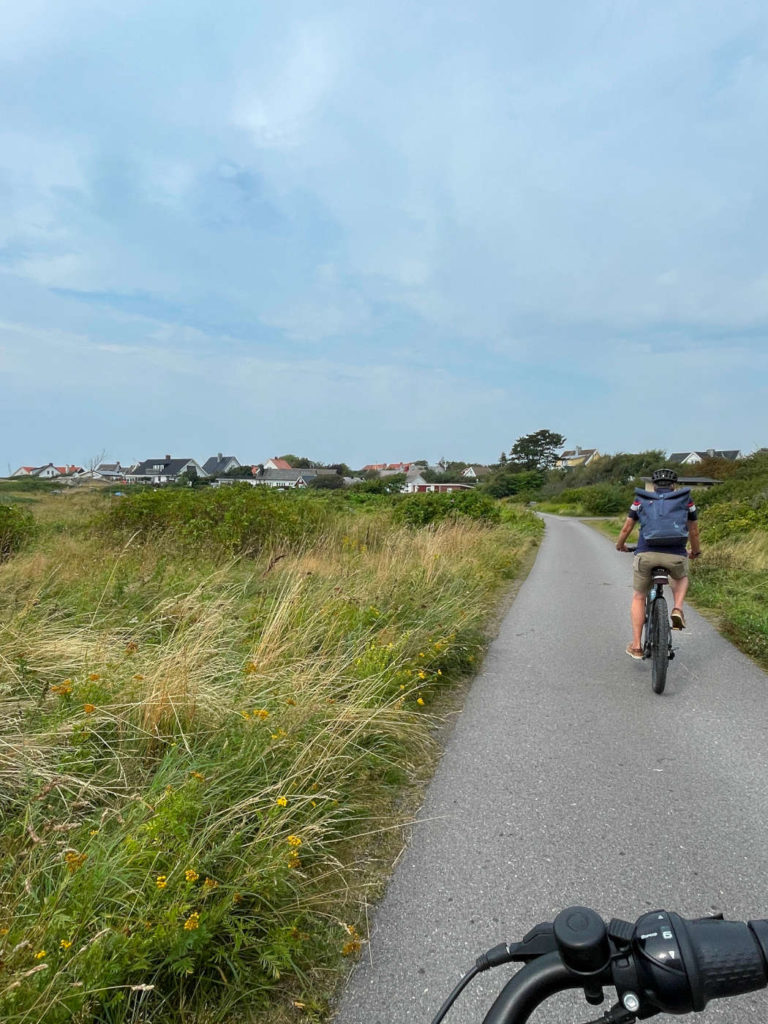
left=624, top=548, right=674, bottom=695
left=430, top=904, right=768, bottom=1023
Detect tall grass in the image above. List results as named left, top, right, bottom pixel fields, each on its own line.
left=0, top=495, right=541, bottom=1022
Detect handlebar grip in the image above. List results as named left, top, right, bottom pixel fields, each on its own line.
left=676, top=915, right=768, bottom=1011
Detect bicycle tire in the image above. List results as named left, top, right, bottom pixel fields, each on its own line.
left=651, top=597, right=670, bottom=694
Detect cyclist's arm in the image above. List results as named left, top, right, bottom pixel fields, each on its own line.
left=688, top=520, right=701, bottom=557
left=616, top=516, right=635, bottom=551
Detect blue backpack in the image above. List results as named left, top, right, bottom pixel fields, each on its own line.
left=634, top=487, right=691, bottom=544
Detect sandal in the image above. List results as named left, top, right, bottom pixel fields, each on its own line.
left=671, top=607, right=686, bottom=630
left=626, top=643, right=643, bottom=660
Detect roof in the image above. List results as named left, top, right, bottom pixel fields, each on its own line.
left=669, top=450, right=741, bottom=463
left=258, top=469, right=317, bottom=482
left=265, top=458, right=293, bottom=470
left=202, top=455, right=238, bottom=475
left=131, top=458, right=202, bottom=477
left=559, top=449, right=597, bottom=458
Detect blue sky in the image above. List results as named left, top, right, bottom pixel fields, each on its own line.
left=1, top=0, right=767, bottom=470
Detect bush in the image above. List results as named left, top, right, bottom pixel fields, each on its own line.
left=393, top=490, right=501, bottom=527
left=101, top=486, right=339, bottom=554
left=0, top=503, right=36, bottom=559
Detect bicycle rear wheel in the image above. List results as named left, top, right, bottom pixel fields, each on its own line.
left=651, top=597, right=670, bottom=694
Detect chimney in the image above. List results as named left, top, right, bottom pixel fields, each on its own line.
left=707, top=448, right=715, bottom=457
left=165, top=455, right=171, bottom=461
left=575, top=445, right=582, bottom=455
left=217, top=452, right=223, bottom=461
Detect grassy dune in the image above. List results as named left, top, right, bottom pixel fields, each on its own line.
left=0, top=489, right=541, bottom=1023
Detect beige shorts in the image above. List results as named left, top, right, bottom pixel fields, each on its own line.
left=632, top=552, right=688, bottom=595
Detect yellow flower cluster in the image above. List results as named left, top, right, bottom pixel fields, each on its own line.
left=88, top=673, right=101, bottom=681
left=185, top=869, right=199, bottom=883
left=241, top=708, right=270, bottom=720
left=83, top=703, right=95, bottom=714
left=60, top=939, right=72, bottom=950
left=286, top=835, right=302, bottom=847
left=156, top=875, right=168, bottom=889
left=34, top=950, right=47, bottom=960
left=51, top=680, right=73, bottom=696
left=341, top=923, right=362, bottom=957
left=203, top=877, right=218, bottom=891
left=64, top=851, right=87, bottom=873
left=184, top=912, right=200, bottom=931
left=276, top=796, right=288, bottom=807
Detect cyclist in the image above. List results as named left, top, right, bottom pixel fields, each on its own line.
left=616, top=467, right=702, bottom=659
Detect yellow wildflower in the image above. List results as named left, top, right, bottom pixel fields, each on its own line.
left=185, top=869, right=199, bottom=883
left=417, top=696, right=425, bottom=706
left=240, top=710, right=251, bottom=719
left=184, top=912, right=200, bottom=931
left=88, top=673, right=101, bottom=681
left=190, top=771, right=205, bottom=781
left=418, top=670, right=426, bottom=680
left=276, top=796, right=287, bottom=807
left=34, top=950, right=46, bottom=959
left=253, top=709, right=269, bottom=719
left=156, top=875, right=167, bottom=889
left=203, top=878, right=218, bottom=890
left=60, top=939, right=72, bottom=950
left=64, top=851, right=87, bottom=873
left=89, top=829, right=99, bottom=836
left=83, top=703, right=95, bottom=714
left=286, top=835, right=302, bottom=847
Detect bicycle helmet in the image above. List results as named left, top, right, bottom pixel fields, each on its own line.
left=652, top=468, right=678, bottom=484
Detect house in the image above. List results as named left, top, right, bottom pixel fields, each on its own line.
left=263, top=457, right=292, bottom=470
left=94, top=462, right=128, bottom=481
left=669, top=449, right=742, bottom=465
left=202, top=453, right=241, bottom=476
left=127, top=456, right=208, bottom=485
left=462, top=465, right=490, bottom=479
left=362, top=463, right=387, bottom=473
left=555, top=447, right=601, bottom=469
left=414, top=482, right=474, bottom=493
left=251, top=469, right=317, bottom=489
left=10, top=463, right=81, bottom=479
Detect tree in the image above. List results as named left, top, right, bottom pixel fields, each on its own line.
left=308, top=473, right=345, bottom=490
left=278, top=454, right=316, bottom=468
left=509, top=430, right=565, bottom=471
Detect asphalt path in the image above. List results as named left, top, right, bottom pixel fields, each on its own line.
left=332, top=514, right=768, bottom=1024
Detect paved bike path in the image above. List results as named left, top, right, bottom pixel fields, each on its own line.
left=332, top=515, right=768, bottom=1023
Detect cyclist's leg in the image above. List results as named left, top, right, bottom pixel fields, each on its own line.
left=669, top=574, right=689, bottom=610
left=631, top=593, right=645, bottom=649
left=630, top=554, right=651, bottom=651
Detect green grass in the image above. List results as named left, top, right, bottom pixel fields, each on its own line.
left=0, top=490, right=542, bottom=1023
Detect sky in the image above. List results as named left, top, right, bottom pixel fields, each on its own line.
left=1, top=0, right=767, bottom=471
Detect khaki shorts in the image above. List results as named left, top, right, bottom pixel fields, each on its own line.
left=632, top=552, right=688, bottom=595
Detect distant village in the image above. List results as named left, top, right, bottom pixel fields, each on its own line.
left=6, top=447, right=744, bottom=493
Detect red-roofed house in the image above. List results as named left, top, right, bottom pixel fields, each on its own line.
left=263, top=457, right=293, bottom=470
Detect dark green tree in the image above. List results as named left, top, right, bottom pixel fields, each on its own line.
left=509, top=430, right=566, bottom=470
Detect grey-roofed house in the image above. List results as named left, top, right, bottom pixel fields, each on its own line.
left=252, top=468, right=318, bottom=488
left=127, top=456, right=208, bottom=484
left=668, top=449, right=742, bottom=465
left=202, top=453, right=241, bottom=476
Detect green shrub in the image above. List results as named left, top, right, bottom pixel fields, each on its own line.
left=0, top=503, right=36, bottom=559
left=101, top=486, right=339, bottom=554
left=393, top=490, right=501, bottom=526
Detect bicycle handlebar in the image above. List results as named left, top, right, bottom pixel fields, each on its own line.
left=430, top=906, right=768, bottom=1024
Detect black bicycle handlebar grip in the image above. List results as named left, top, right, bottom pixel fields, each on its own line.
left=673, top=914, right=768, bottom=1011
